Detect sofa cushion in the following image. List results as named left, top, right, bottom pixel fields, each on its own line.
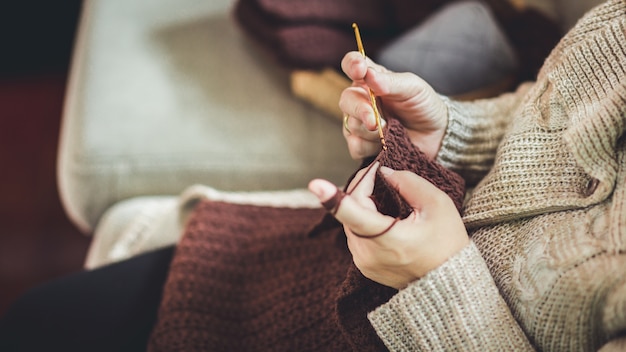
left=58, top=0, right=358, bottom=233
left=376, top=1, right=518, bottom=96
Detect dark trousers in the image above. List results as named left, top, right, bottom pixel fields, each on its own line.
left=0, top=246, right=174, bottom=352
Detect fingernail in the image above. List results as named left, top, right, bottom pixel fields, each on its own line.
left=380, top=166, right=395, bottom=176
left=308, top=180, right=326, bottom=199
left=368, top=113, right=377, bottom=128
left=309, top=180, right=338, bottom=202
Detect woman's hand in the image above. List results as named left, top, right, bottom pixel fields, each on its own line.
left=340, top=52, right=448, bottom=160
left=308, top=164, right=469, bottom=289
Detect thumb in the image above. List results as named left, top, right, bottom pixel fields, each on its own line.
left=365, top=68, right=429, bottom=101
left=380, top=167, right=450, bottom=213
left=308, top=178, right=395, bottom=237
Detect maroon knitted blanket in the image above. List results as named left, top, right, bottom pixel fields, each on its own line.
left=233, top=0, right=450, bottom=70
left=148, top=118, right=465, bottom=351
left=233, top=0, right=561, bottom=84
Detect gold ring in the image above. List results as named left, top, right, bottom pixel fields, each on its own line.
left=343, top=114, right=351, bottom=134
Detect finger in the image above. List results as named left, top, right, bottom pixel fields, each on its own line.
left=309, top=175, right=393, bottom=237
left=336, top=190, right=395, bottom=238
left=343, top=113, right=379, bottom=145
left=340, top=88, right=382, bottom=159
left=341, top=51, right=387, bottom=82
left=364, top=69, right=427, bottom=100
left=340, top=87, right=378, bottom=129
left=343, top=112, right=377, bottom=137
left=308, top=178, right=338, bottom=202
left=346, top=161, right=378, bottom=197
left=341, top=51, right=430, bottom=107
left=344, top=133, right=382, bottom=160
left=380, top=167, right=451, bottom=213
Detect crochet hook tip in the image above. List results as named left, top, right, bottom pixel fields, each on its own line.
left=352, top=23, right=365, bottom=57
left=352, top=22, right=386, bottom=150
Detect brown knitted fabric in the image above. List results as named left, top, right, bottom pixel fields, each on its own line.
left=370, top=118, right=465, bottom=216
left=233, top=0, right=560, bottom=85
left=232, top=0, right=452, bottom=70
left=243, top=0, right=388, bottom=27
left=148, top=118, right=465, bottom=351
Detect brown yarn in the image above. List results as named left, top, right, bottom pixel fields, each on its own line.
left=148, top=117, right=465, bottom=351
left=352, top=217, right=400, bottom=239
left=321, top=188, right=346, bottom=215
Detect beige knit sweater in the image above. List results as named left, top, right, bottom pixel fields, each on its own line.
left=368, top=1, right=626, bottom=351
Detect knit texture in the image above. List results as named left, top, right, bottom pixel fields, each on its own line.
left=368, top=242, right=534, bottom=351
left=368, top=118, right=466, bottom=217
left=233, top=0, right=393, bottom=69
left=233, top=0, right=560, bottom=86
left=368, top=1, right=626, bottom=351
left=147, top=117, right=465, bottom=351
left=453, top=0, right=626, bottom=228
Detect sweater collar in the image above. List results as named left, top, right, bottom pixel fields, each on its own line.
left=462, top=8, right=626, bottom=228
left=553, top=16, right=626, bottom=203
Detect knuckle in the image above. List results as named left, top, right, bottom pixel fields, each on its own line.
left=350, top=218, right=370, bottom=234
left=353, top=104, right=370, bottom=123
left=433, top=191, right=455, bottom=209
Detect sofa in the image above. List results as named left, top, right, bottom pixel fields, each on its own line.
left=58, top=0, right=604, bottom=268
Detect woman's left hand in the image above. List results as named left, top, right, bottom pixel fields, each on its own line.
left=308, top=163, right=469, bottom=289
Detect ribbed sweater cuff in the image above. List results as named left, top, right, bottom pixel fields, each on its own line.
left=436, top=98, right=500, bottom=185
left=436, top=86, right=529, bottom=185
left=368, top=242, right=533, bottom=351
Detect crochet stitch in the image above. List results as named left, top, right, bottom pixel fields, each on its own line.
left=147, top=117, right=465, bottom=351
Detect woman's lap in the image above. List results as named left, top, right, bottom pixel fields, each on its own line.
left=0, top=246, right=174, bottom=352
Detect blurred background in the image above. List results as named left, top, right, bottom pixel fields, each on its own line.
left=0, top=1, right=89, bottom=315
left=0, top=0, right=602, bottom=318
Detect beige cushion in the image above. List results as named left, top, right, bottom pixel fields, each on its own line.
left=58, top=0, right=358, bottom=233
left=86, top=185, right=322, bottom=269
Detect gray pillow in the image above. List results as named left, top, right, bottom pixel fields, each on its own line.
left=376, top=1, right=518, bottom=95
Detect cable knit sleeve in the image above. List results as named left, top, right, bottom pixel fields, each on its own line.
left=367, top=242, right=534, bottom=351
left=436, top=83, right=533, bottom=186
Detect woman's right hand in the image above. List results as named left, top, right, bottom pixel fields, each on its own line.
left=340, top=51, right=448, bottom=160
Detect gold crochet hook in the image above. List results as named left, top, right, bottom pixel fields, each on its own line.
left=352, top=23, right=387, bottom=151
